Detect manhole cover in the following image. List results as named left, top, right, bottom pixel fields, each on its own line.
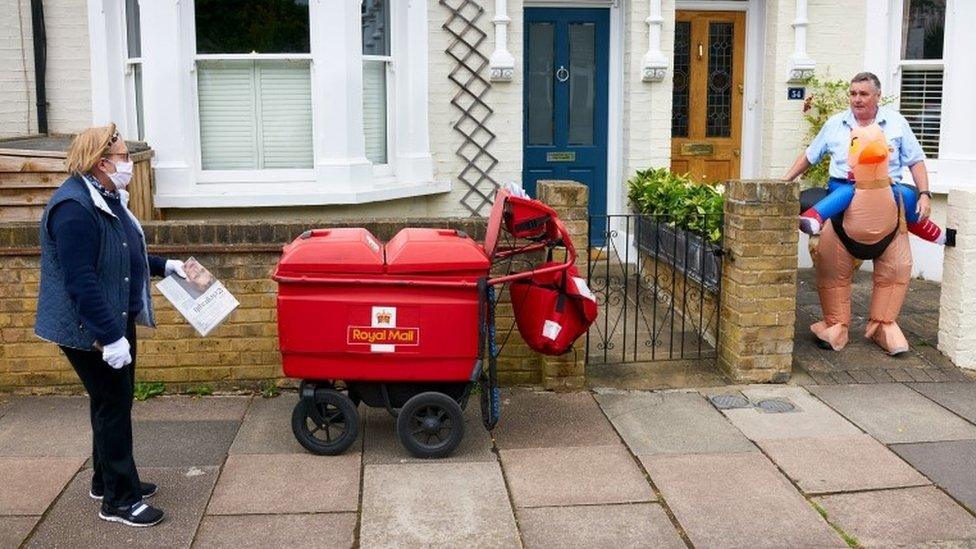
left=756, top=399, right=795, bottom=413
left=709, top=394, right=750, bottom=410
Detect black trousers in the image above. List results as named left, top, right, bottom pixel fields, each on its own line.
left=61, top=319, right=141, bottom=507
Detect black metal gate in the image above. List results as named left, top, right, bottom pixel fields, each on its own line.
left=586, top=214, right=723, bottom=366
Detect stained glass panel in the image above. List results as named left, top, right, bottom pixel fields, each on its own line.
left=706, top=22, right=733, bottom=138
left=672, top=21, right=691, bottom=138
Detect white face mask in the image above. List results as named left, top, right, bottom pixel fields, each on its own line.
left=108, top=160, right=134, bottom=190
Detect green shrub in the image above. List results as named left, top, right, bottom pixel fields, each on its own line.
left=626, top=167, right=724, bottom=244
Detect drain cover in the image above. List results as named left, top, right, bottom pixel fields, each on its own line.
left=756, top=399, right=795, bottom=413
left=709, top=394, right=750, bottom=410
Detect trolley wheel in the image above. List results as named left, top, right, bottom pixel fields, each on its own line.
left=291, top=389, right=359, bottom=456
left=396, top=392, right=464, bottom=459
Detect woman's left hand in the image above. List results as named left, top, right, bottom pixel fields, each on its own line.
left=917, top=195, right=932, bottom=221
left=165, top=259, right=187, bottom=279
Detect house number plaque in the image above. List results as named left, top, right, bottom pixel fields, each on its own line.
left=680, top=143, right=714, bottom=156
left=546, top=151, right=576, bottom=162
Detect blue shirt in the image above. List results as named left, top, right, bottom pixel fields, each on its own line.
left=805, top=105, right=926, bottom=183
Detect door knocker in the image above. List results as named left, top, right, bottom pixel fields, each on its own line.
left=555, top=65, right=569, bottom=83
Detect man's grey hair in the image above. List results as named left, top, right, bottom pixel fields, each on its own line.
left=851, top=72, right=882, bottom=93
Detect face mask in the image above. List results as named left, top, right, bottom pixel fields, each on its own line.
left=108, top=160, right=134, bottom=190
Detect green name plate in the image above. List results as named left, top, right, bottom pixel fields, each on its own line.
left=546, top=151, right=576, bottom=162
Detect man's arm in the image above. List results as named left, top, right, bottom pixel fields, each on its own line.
left=783, top=152, right=812, bottom=181
left=909, top=161, right=932, bottom=220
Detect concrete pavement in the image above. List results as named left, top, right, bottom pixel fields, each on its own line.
left=1, top=382, right=976, bottom=548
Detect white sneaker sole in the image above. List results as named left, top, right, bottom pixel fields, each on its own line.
left=98, top=511, right=163, bottom=528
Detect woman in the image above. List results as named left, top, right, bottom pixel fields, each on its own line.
left=35, top=124, right=184, bottom=527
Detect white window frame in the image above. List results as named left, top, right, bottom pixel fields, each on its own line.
left=89, top=0, right=443, bottom=208
left=120, top=0, right=143, bottom=140
left=361, top=0, right=396, bottom=179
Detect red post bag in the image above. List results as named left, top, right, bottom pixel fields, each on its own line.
left=509, top=263, right=598, bottom=355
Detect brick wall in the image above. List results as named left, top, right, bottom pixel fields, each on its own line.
left=717, top=179, right=799, bottom=382
left=938, top=189, right=976, bottom=370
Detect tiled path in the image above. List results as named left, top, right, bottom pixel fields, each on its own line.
left=3, top=384, right=976, bottom=547
left=793, top=268, right=973, bottom=385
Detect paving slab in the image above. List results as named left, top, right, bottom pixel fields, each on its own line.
left=501, top=444, right=654, bottom=508
left=207, top=453, right=361, bottom=515
left=641, top=452, right=844, bottom=548
left=719, top=385, right=861, bottom=441
left=814, top=486, right=976, bottom=547
left=909, top=383, right=976, bottom=424
left=362, top=403, right=494, bottom=464
left=517, top=503, right=685, bottom=549
left=808, top=383, right=976, bottom=444
left=360, top=462, right=518, bottom=548
left=0, top=396, right=91, bottom=457
left=132, top=395, right=251, bottom=422
left=491, top=390, right=620, bottom=450
left=0, top=456, right=85, bottom=515
left=128, top=420, right=240, bottom=467
left=26, top=466, right=218, bottom=549
left=228, top=395, right=307, bottom=455
left=891, top=440, right=976, bottom=512
left=0, top=517, right=39, bottom=548
left=757, top=435, right=929, bottom=494
left=193, top=513, right=357, bottom=548
left=595, top=391, right=756, bottom=455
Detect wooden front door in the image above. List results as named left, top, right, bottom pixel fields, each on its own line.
left=671, top=11, right=745, bottom=183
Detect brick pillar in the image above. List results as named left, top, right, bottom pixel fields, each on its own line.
left=718, top=180, right=799, bottom=383
left=938, top=189, right=976, bottom=370
left=537, top=180, right=589, bottom=391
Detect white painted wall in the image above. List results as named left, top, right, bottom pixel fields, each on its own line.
left=1, top=0, right=36, bottom=138
left=1, top=0, right=89, bottom=138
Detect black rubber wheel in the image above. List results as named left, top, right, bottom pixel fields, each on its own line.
left=396, top=392, right=464, bottom=459
left=291, top=389, right=359, bottom=455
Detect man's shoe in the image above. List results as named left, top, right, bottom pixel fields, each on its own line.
left=90, top=482, right=157, bottom=501
left=98, top=501, right=164, bottom=527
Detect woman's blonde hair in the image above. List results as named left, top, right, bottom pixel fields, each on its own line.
left=65, top=123, right=118, bottom=175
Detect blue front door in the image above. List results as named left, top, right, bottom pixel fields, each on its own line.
left=523, top=8, right=609, bottom=243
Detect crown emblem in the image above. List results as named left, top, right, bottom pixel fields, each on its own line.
left=376, top=311, right=392, bottom=324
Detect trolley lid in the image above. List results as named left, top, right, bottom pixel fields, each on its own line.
left=276, top=228, right=385, bottom=275
left=385, top=228, right=490, bottom=274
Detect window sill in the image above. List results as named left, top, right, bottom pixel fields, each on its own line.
left=154, top=179, right=451, bottom=208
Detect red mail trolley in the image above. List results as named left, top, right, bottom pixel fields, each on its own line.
left=273, top=190, right=594, bottom=458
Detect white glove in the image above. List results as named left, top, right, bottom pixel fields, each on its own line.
left=165, top=259, right=187, bottom=278
left=102, top=337, right=132, bottom=370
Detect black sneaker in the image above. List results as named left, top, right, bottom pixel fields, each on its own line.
left=90, top=482, right=157, bottom=501
left=99, top=501, right=164, bottom=527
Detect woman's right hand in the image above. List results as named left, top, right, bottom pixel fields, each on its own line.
left=102, top=337, right=132, bottom=370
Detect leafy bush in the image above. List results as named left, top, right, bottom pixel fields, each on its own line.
left=626, top=167, right=724, bottom=243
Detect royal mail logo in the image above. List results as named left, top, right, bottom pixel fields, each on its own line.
left=347, top=326, right=420, bottom=346
left=375, top=310, right=392, bottom=324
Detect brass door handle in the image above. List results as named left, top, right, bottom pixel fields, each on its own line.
left=733, top=149, right=741, bottom=158
left=698, top=42, right=703, bottom=60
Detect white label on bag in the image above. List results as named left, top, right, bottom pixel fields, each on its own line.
left=572, top=277, right=596, bottom=302
left=543, top=320, right=562, bottom=341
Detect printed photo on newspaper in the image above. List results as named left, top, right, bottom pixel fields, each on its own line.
left=155, top=257, right=239, bottom=336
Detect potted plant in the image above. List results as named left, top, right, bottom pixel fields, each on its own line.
left=626, top=168, right=723, bottom=289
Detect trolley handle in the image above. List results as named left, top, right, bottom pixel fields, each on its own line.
left=487, top=217, right=577, bottom=286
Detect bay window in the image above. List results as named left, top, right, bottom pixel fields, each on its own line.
left=92, top=0, right=439, bottom=208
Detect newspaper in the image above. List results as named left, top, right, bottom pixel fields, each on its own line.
left=155, top=257, right=239, bottom=336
